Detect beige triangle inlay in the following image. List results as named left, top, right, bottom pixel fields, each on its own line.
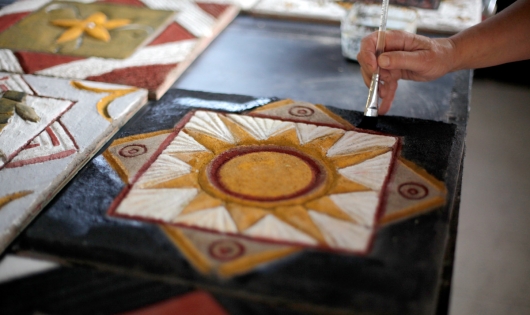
left=250, top=99, right=294, bottom=113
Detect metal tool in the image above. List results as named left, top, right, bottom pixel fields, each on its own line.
left=363, top=0, right=390, bottom=117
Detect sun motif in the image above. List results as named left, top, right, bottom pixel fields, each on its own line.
left=51, top=12, right=130, bottom=43
left=109, top=110, right=399, bottom=253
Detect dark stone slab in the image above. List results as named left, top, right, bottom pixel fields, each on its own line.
left=11, top=88, right=465, bottom=315
left=0, top=267, right=193, bottom=315
left=0, top=266, right=307, bottom=315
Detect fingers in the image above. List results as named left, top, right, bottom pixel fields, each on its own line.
left=379, top=79, right=397, bottom=115
left=383, top=30, right=431, bottom=52
left=357, top=32, right=379, bottom=81
left=357, top=30, right=427, bottom=114
left=377, top=69, right=398, bottom=114
left=358, top=49, right=377, bottom=73
left=377, top=30, right=436, bottom=74
left=378, top=50, right=433, bottom=75
left=359, top=31, right=378, bottom=55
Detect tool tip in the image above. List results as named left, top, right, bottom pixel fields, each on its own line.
left=357, top=115, right=378, bottom=130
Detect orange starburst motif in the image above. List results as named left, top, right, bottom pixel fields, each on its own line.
left=51, top=12, right=130, bottom=43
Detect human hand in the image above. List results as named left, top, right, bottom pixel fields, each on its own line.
left=357, top=30, right=457, bottom=114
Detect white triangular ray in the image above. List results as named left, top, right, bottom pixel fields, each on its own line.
left=0, top=74, right=32, bottom=93
left=185, top=111, right=235, bottom=144
left=164, top=131, right=210, bottom=154
left=243, top=214, right=317, bottom=245
left=0, top=52, right=22, bottom=74
left=36, top=41, right=197, bottom=79
left=116, top=188, right=198, bottom=222
left=329, top=191, right=379, bottom=226
left=227, top=114, right=294, bottom=140
left=173, top=206, right=238, bottom=233
left=174, top=2, right=215, bottom=37
left=308, top=211, right=372, bottom=252
left=326, top=131, right=396, bottom=157
left=0, top=0, right=51, bottom=17
left=9, top=121, right=76, bottom=164
left=338, top=151, right=393, bottom=191
left=294, top=123, right=343, bottom=145
left=136, top=154, right=191, bottom=188
left=140, top=0, right=215, bottom=37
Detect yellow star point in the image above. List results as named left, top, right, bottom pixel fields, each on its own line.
left=51, top=12, right=130, bottom=44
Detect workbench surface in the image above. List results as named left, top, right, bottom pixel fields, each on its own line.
left=2, top=16, right=471, bottom=315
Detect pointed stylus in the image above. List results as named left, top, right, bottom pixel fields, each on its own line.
left=363, top=0, right=390, bottom=118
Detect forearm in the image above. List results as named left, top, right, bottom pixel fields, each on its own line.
left=449, top=0, right=530, bottom=71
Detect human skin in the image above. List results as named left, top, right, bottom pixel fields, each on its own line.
left=356, top=0, right=530, bottom=114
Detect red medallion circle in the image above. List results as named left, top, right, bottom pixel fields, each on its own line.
left=398, top=182, right=429, bottom=200
left=288, top=106, right=315, bottom=117
left=208, top=240, right=245, bottom=261
left=119, top=144, right=147, bottom=158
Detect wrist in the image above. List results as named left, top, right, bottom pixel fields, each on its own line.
left=436, top=37, right=461, bottom=73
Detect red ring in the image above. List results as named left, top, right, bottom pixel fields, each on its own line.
left=208, top=240, right=245, bottom=261
left=288, top=106, right=315, bottom=117
left=119, top=144, right=148, bottom=158
left=208, top=145, right=326, bottom=202
left=398, top=182, right=429, bottom=200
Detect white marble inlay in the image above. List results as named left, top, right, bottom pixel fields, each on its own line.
left=185, top=111, right=235, bottom=144
left=116, top=188, right=198, bottom=221
left=308, top=210, right=372, bottom=252
left=244, top=214, right=317, bottom=245
left=329, top=191, right=379, bottom=226
left=173, top=206, right=238, bottom=233
left=327, top=131, right=396, bottom=157
left=227, top=114, right=294, bottom=140
left=136, top=154, right=192, bottom=188
left=338, top=151, right=393, bottom=191
left=164, top=131, right=210, bottom=154
left=294, top=123, right=343, bottom=145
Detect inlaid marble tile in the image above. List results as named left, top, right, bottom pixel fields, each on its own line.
left=108, top=110, right=399, bottom=255
left=381, top=158, right=447, bottom=224
left=0, top=72, right=147, bottom=252
left=0, top=0, right=239, bottom=99
left=102, top=99, right=447, bottom=275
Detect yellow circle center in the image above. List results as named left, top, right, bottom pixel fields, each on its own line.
left=218, top=151, right=314, bottom=199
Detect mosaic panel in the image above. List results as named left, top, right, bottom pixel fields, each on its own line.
left=0, top=0, right=239, bottom=99
left=103, top=99, right=446, bottom=276
left=0, top=72, right=147, bottom=252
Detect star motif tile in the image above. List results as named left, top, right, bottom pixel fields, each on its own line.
left=0, top=72, right=147, bottom=252
left=106, top=108, right=400, bottom=253
left=0, top=1, right=175, bottom=59
left=103, top=99, right=448, bottom=276
left=0, top=0, right=239, bottom=99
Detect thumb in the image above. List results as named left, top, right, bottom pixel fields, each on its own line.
left=378, top=50, right=431, bottom=73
